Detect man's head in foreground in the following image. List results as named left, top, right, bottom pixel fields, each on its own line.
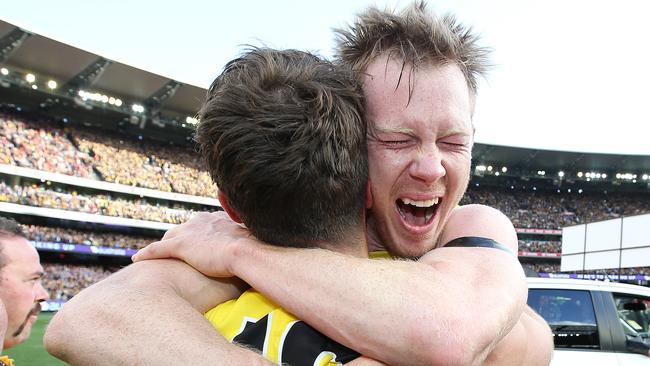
left=0, top=300, right=6, bottom=354
left=335, top=1, right=491, bottom=258
left=196, top=47, right=368, bottom=251
left=0, top=216, right=48, bottom=350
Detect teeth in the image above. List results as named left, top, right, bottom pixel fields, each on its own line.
left=400, top=197, right=439, bottom=207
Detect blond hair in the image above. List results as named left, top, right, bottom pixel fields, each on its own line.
left=335, top=1, right=490, bottom=94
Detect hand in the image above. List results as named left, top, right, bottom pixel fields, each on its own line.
left=132, top=211, right=254, bottom=277
left=346, top=357, right=390, bottom=366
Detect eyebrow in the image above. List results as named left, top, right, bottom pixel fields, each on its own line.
left=371, top=126, right=416, bottom=135
left=29, top=271, right=44, bottom=278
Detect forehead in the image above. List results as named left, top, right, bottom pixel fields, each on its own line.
left=0, top=237, right=42, bottom=274
left=362, top=56, right=472, bottom=133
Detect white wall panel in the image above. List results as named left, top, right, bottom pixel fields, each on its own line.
left=620, top=247, right=650, bottom=268
left=585, top=219, right=621, bottom=252
left=561, top=253, right=584, bottom=271
left=562, top=225, right=586, bottom=255
left=621, top=214, right=650, bottom=249
left=584, top=250, right=620, bottom=270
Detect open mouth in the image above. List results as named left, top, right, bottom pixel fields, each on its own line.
left=396, top=197, right=441, bottom=227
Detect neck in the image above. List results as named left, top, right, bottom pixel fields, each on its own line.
left=317, top=228, right=368, bottom=258
left=365, top=216, right=387, bottom=253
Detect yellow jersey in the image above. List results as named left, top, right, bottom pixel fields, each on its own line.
left=0, top=355, right=14, bottom=366
left=205, top=289, right=359, bottom=366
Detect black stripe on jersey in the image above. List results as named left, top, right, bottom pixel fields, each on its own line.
left=232, top=314, right=359, bottom=366
left=281, top=321, right=359, bottom=365
left=444, top=236, right=515, bottom=257
left=233, top=316, right=268, bottom=352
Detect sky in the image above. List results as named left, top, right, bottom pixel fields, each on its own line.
left=2, top=0, right=649, bottom=155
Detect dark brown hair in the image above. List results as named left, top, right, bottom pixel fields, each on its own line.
left=196, top=47, right=367, bottom=248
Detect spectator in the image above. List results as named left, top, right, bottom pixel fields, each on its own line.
left=0, top=216, right=48, bottom=350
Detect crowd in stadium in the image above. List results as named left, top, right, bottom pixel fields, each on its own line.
left=22, top=223, right=563, bottom=254
left=0, top=182, right=194, bottom=224
left=0, top=117, right=94, bottom=177
left=25, top=225, right=157, bottom=250
left=523, top=263, right=650, bottom=276
left=2, top=113, right=649, bottom=305
left=3, top=113, right=650, bottom=231
left=0, top=114, right=218, bottom=198
left=42, top=263, right=116, bottom=301
left=2, top=179, right=649, bottom=231
left=39, top=261, right=649, bottom=301
left=461, top=186, right=650, bottom=230
left=518, top=240, right=561, bottom=254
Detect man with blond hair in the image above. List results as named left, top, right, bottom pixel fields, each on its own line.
left=46, top=3, right=552, bottom=365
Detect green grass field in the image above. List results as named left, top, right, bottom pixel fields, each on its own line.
left=4, top=312, right=67, bottom=366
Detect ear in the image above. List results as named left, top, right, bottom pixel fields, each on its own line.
left=365, top=179, right=373, bottom=209
left=218, top=190, right=243, bottom=223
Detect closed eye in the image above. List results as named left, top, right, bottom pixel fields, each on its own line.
left=441, top=142, right=468, bottom=148
left=383, top=140, right=410, bottom=146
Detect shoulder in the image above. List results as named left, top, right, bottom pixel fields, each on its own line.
left=437, top=204, right=518, bottom=253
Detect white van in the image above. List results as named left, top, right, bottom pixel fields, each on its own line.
left=527, top=278, right=650, bottom=365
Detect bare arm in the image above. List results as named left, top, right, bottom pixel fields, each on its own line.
left=44, top=259, right=271, bottom=365
left=136, top=206, right=528, bottom=366
left=439, top=206, right=553, bottom=365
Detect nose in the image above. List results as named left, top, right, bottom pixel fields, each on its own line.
left=408, top=144, right=446, bottom=183
left=35, top=282, right=49, bottom=301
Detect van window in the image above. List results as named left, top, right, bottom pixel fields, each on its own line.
left=528, top=289, right=599, bottom=349
left=613, top=293, right=650, bottom=339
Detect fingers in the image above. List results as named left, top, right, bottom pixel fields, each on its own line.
left=132, top=238, right=182, bottom=262
left=161, top=211, right=221, bottom=240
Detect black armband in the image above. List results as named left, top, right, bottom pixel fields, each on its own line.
left=444, top=236, right=515, bottom=257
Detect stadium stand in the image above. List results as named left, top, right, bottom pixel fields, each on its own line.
left=1, top=110, right=649, bottom=300
left=461, top=185, right=650, bottom=230
left=0, top=115, right=94, bottom=177
left=0, top=17, right=648, bottom=308
left=25, top=224, right=157, bottom=250
left=43, top=263, right=116, bottom=301
left=0, top=114, right=650, bottom=301
left=0, top=181, right=196, bottom=224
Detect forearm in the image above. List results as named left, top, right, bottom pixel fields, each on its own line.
left=45, top=260, right=269, bottom=365
left=229, top=242, right=526, bottom=366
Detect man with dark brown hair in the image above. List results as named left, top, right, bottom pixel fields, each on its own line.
left=0, top=216, right=48, bottom=352
left=198, top=47, right=373, bottom=365
left=197, top=47, right=368, bottom=251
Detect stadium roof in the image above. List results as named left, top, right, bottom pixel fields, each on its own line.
left=473, top=143, right=650, bottom=172
left=1, top=19, right=648, bottom=177
left=0, top=19, right=205, bottom=116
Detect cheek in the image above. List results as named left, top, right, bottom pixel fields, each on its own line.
left=443, top=154, right=471, bottom=188
left=368, top=147, right=409, bottom=181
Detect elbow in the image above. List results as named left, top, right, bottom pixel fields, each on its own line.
left=419, top=338, right=481, bottom=366
left=406, top=318, right=487, bottom=366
